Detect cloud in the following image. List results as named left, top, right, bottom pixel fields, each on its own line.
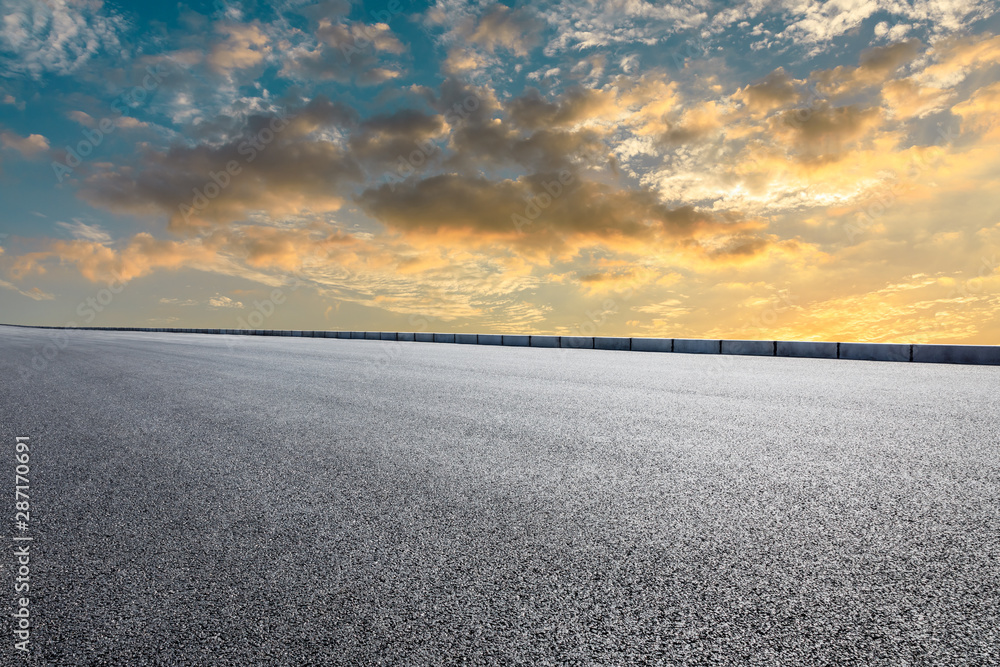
left=874, top=21, right=912, bottom=42
left=0, top=278, right=54, bottom=300
left=77, top=106, right=362, bottom=233
left=442, top=48, right=488, bottom=74
left=771, top=102, right=882, bottom=160
left=465, top=4, right=542, bottom=57
left=812, top=39, right=922, bottom=97
left=508, top=86, right=620, bottom=129
left=56, top=219, right=112, bottom=244
left=0, top=0, right=128, bottom=78
left=918, top=33, right=1000, bottom=87
left=160, top=294, right=244, bottom=308
left=744, top=273, right=1000, bottom=344
left=952, top=81, right=1000, bottom=136
left=348, top=108, right=445, bottom=167
left=7, top=221, right=366, bottom=288
left=208, top=22, right=271, bottom=72
left=0, top=130, right=49, bottom=158
left=280, top=18, right=405, bottom=84
left=769, top=1, right=993, bottom=49
left=659, top=101, right=724, bottom=145
left=737, top=67, right=802, bottom=115
left=540, top=0, right=707, bottom=54
left=9, top=234, right=218, bottom=283
left=1, top=89, right=25, bottom=110
left=881, top=78, right=954, bottom=119
left=357, top=172, right=767, bottom=260
left=207, top=295, right=243, bottom=308
left=67, top=110, right=96, bottom=128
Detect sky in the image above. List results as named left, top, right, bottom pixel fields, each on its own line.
left=1, top=0, right=999, bottom=343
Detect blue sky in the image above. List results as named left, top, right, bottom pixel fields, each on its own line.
left=2, top=0, right=1000, bottom=342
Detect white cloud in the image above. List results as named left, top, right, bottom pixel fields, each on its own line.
left=208, top=295, right=243, bottom=308
left=159, top=294, right=244, bottom=308
left=756, top=0, right=993, bottom=49
left=540, top=0, right=708, bottom=54
left=0, top=0, right=129, bottom=78
left=535, top=0, right=996, bottom=57
left=0, top=278, right=54, bottom=300
left=56, top=219, right=112, bottom=244
left=159, top=297, right=200, bottom=306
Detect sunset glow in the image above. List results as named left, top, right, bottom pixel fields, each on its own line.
left=2, top=0, right=999, bottom=342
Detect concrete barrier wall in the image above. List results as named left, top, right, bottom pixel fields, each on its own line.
left=777, top=341, right=838, bottom=359
left=722, top=340, right=774, bottom=356
left=502, top=335, right=529, bottom=346
left=594, top=337, right=630, bottom=351
left=632, top=338, right=673, bottom=352
left=561, top=336, right=594, bottom=349
left=529, top=335, right=560, bottom=348
left=674, top=339, right=720, bottom=354
left=6, top=324, right=999, bottom=366
left=912, top=344, right=1000, bottom=365
left=839, top=342, right=911, bottom=363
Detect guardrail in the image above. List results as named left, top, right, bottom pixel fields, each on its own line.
left=3, top=324, right=998, bottom=365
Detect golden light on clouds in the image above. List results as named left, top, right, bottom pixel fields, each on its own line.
left=1, top=2, right=998, bottom=342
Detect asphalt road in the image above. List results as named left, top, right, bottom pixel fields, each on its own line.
left=1, top=324, right=998, bottom=666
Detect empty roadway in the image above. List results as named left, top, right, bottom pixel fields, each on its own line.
left=1, top=325, right=998, bottom=665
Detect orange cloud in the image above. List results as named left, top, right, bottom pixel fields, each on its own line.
left=1, top=131, right=49, bottom=158
left=208, top=22, right=271, bottom=72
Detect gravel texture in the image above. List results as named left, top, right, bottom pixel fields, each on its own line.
left=1, top=325, right=998, bottom=665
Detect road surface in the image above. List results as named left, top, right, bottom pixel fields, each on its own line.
left=1, top=325, right=998, bottom=665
